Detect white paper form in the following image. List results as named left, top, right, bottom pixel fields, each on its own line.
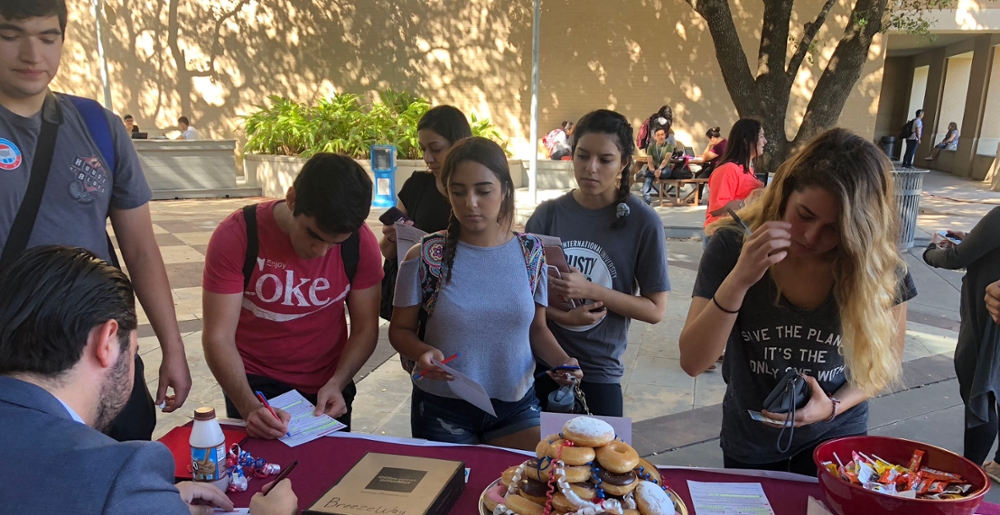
left=431, top=357, right=497, bottom=417
left=268, top=389, right=346, bottom=447
left=395, top=222, right=428, bottom=263
left=687, top=481, right=777, bottom=515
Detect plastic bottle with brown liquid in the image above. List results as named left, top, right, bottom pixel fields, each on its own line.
left=190, top=407, right=230, bottom=490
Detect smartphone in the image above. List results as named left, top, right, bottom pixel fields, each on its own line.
left=936, top=230, right=962, bottom=246
left=379, top=207, right=410, bottom=226
left=747, top=410, right=788, bottom=427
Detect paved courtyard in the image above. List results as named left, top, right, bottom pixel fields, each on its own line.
left=126, top=169, right=1000, bottom=500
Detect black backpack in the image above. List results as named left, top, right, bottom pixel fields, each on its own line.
left=240, top=204, right=359, bottom=289
left=900, top=119, right=914, bottom=139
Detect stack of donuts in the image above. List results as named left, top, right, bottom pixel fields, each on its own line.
left=483, top=416, right=682, bottom=515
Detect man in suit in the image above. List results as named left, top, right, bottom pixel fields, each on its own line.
left=0, top=246, right=298, bottom=515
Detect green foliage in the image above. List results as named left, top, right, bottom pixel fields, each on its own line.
left=242, top=89, right=509, bottom=159
left=887, top=0, right=956, bottom=39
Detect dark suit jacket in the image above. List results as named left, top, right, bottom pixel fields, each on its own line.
left=0, top=376, right=190, bottom=514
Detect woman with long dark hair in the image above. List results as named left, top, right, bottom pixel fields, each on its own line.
left=704, top=119, right=767, bottom=240
left=389, top=137, right=582, bottom=450
left=527, top=109, right=670, bottom=416
left=379, top=106, right=472, bottom=321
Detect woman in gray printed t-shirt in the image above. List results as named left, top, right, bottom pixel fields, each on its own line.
left=679, top=128, right=916, bottom=476
left=526, top=109, right=671, bottom=417
left=389, top=137, right=582, bottom=451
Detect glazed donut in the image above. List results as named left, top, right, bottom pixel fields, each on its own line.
left=562, top=417, right=615, bottom=448
left=544, top=438, right=596, bottom=466
left=504, top=493, right=544, bottom=515
left=517, top=478, right=549, bottom=506
left=636, top=480, right=675, bottom=515
left=521, top=458, right=592, bottom=484
left=594, top=467, right=638, bottom=496
left=622, top=510, right=641, bottom=515
left=635, top=458, right=663, bottom=487
left=569, top=482, right=596, bottom=501
left=502, top=465, right=521, bottom=488
left=484, top=483, right=507, bottom=513
left=535, top=435, right=557, bottom=459
left=596, top=440, right=640, bottom=474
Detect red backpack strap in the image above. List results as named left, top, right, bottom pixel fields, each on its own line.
left=515, top=233, right=545, bottom=295
left=418, top=231, right=448, bottom=316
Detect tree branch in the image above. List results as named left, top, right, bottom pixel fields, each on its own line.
left=787, top=0, right=839, bottom=80
left=686, top=0, right=762, bottom=115
left=795, top=0, right=886, bottom=145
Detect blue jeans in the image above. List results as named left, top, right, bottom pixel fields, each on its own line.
left=642, top=175, right=657, bottom=202
left=410, top=385, right=541, bottom=444
left=902, top=139, right=918, bottom=167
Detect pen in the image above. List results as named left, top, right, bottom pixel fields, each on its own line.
left=726, top=207, right=753, bottom=236
left=255, top=390, right=291, bottom=438
left=414, top=352, right=460, bottom=379
left=261, top=460, right=298, bottom=496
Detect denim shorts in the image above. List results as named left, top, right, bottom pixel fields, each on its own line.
left=410, top=385, right=541, bottom=444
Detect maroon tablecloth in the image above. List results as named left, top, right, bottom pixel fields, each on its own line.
left=224, top=433, right=1000, bottom=514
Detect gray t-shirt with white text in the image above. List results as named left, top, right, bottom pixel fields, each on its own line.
left=525, top=193, right=670, bottom=383
left=0, top=93, right=151, bottom=262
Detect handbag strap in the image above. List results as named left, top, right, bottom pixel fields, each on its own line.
left=776, top=378, right=798, bottom=454
left=0, top=118, right=60, bottom=268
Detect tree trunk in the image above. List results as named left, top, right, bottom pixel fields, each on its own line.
left=686, top=0, right=887, bottom=176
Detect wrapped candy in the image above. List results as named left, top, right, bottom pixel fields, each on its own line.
left=828, top=447, right=973, bottom=500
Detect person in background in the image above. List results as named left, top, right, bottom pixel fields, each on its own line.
left=923, top=208, right=1000, bottom=476
left=379, top=105, right=472, bottom=323
left=690, top=126, right=728, bottom=200
left=527, top=109, right=670, bottom=417
left=703, top=119, right=766, bottom=244
left=544, top=121, right=574, bottom=160
left=177, top=116, right=200, bottom=140
left=202, top=154, right=382, bottom=439
left=390, top=137, right=582, bottom=450
left=924, top=121, right=959, bottom=162
left=679, top=128, right=915, bottom=476
left=901, top=109, right=923, bottom=169
left=640, top=127, right=674, bottom=205
left=636, top=105, right=673, bottom=151
left=0, top=246, right=298, bottom=515
left=123, top=114, right=139, bottom=134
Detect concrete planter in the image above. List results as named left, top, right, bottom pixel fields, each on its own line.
left=245, top=154, right=529, bottom=198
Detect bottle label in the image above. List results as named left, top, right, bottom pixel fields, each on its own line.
left=191, top=443, right=227, bottom=481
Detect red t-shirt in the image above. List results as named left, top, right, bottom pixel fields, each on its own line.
left=202, top=200, right=384, bottom=393
left=704, top=162, right=763, bottom=230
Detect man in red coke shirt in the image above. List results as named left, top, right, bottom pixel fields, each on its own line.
left=202, top=154, right=383, bottom=439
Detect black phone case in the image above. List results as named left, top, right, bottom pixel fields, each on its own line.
left=763, top=368, right=810, bottom=414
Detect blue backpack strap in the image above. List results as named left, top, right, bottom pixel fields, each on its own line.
left=65, top=95, right=116, bottom=171
left=65, top=95, right=120, bottom=268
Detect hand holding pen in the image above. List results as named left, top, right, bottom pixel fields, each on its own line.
left=245, top=391, right=292, bottom=440
left=543, top=358, right=584, bottom=386
left=414, top=350, right=457, bottom=381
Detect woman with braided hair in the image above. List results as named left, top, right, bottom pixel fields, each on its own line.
left=526, top=109, right=671, bottom=417
left=389, top=137, right=582, bottom=450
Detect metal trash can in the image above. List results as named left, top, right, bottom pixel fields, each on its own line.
left=893, top=169, right=928, bottom=250
left=880, top=136, right=897, bottom=160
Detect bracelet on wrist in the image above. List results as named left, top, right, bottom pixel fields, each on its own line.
left=824, top=396, right=841, bottom=423
left=712, top=296, right=740, bottom=314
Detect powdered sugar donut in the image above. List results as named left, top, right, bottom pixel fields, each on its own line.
left=562, top=417, right=615, bottom=447
left=636, top=480, right=675, bottom=515
left=596, top=439, right=640, bottom=473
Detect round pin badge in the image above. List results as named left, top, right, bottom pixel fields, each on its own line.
left=0, top=138, right=23, bottom=171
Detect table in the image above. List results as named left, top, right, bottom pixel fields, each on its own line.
left=223, top=432, right=1000, bottom=514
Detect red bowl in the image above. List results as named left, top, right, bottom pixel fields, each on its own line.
left=813, top=436, right=989, bottom=515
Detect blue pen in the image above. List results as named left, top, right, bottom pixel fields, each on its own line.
left=256, top=390, right=291, bottom=438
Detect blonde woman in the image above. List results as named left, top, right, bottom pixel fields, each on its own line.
left=678, top=128, right=916, bottom=476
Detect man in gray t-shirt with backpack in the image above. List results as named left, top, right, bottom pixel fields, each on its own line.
left=0, top=0, right=191, bottom=441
